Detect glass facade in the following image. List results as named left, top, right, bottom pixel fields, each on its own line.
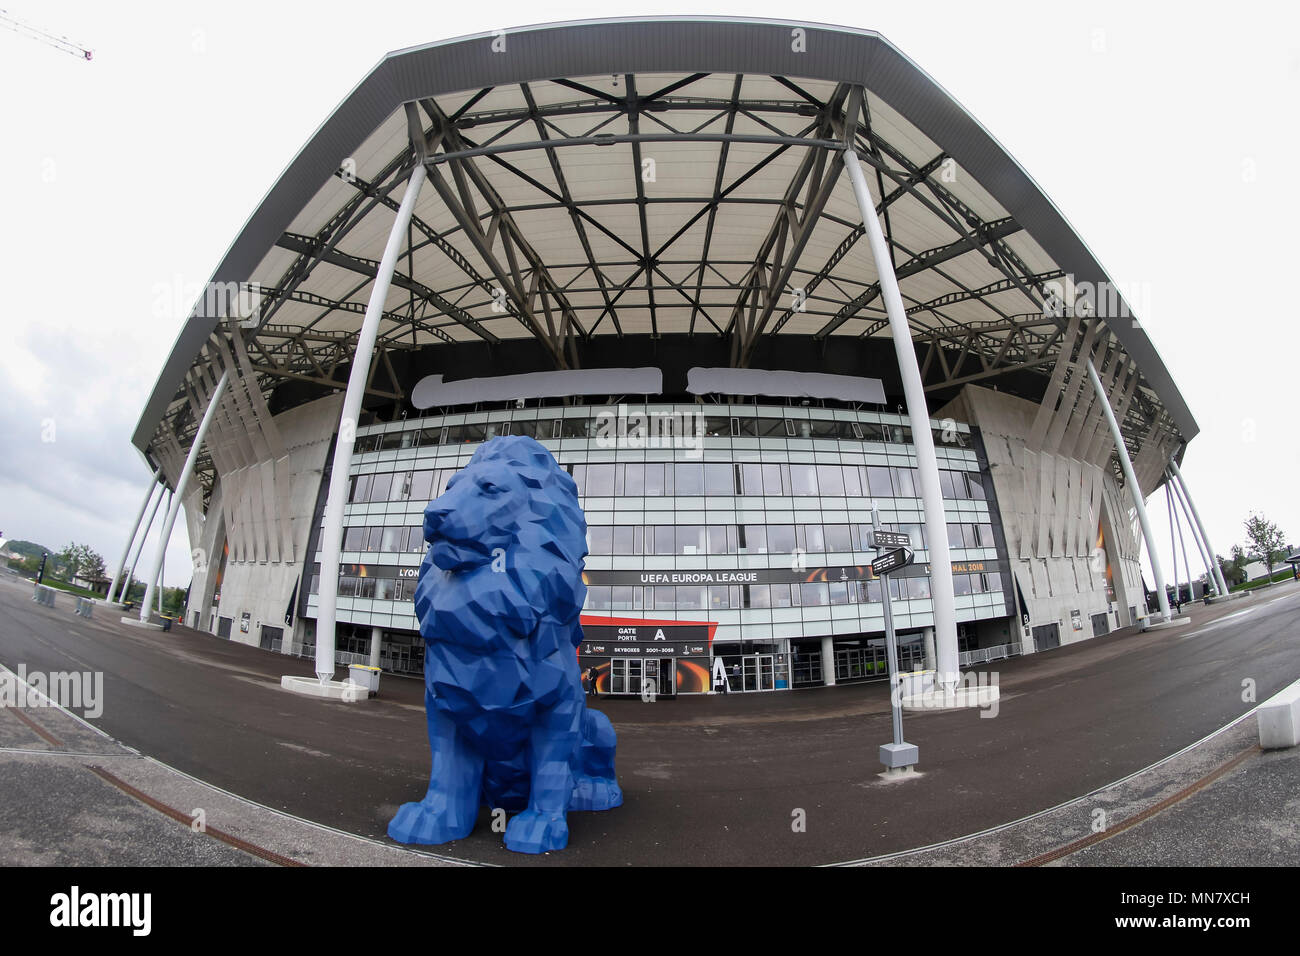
left=305, top=402, right=1012, bottom=688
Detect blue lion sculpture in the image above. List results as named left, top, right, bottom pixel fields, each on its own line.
left=387, top=434, right=622, bottom=854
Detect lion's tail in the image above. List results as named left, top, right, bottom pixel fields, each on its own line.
left=578, top=708, right=618, bottom=780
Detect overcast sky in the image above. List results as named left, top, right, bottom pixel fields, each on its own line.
left=1, top=1, right=1296, bottom=589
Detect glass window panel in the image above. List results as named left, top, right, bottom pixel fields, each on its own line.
left=707, top=585, right=730, bottom=610
left=804, top=524, right=825, bottom=552
left=588, top=526, right=613, bottom=555
left=349, top=474, right=372, bottom=503
left=586, top=586, right=612, bottom=610
left=703, top=416, right=731, bottom=437
left=366, top=528, right=383, bottom=551
left=612, top=586, right=634, bottom=609
left=704, top=463, right=733, bottom=495
left=866, top=466, right=894, bottom=497
left=409, top=527, right=424, bottom=551
left=381, top=527, right=403, bottom=551
left=966, top=472, right=986, bottom=500
left=338, top=576, right=355, bottom=598
left=747, top=584, right=771, bottom=608
left=356, top=577, right=375, bottom=599
left=742, top=525, right=767, bottom=553
left=952, top=573, right=973, bottom=596
left=939, top=470, right=958, bottom=499
left=842, top=465, right=863, bottom=496
left=612, top=526, right=636, bottom=555
left=907, top=576, right=932, bottom=599
left=775, top=463, right=794, bottom=495
left=706, top=525, right=729, bottom=555
left=963, top=524, right=981, bottom=548
left=771, top=584, right=793, bottom=608
left=892, top=467, right=916, bottom=498
left=677, top=525, right=705, bottom=554
left=800, top=582, right=829, bottom=606
left=816, top=464, right=844, bottom=495
left=810, top=419, right=838, bottom=438
left=948, top=524, right=965, bottom=549
left=825, top=524, right=852, bottom=552
left=756, top=417, right=787, bottom=437
left=864, top=578, right=882, bottom=603
left=767, top=525, right=796, bottom=555
left=675, top=585, right=706, bottom=610
left=828, top=582, right=850, bottom=605
left=790, top=464, right=819, bottom=496
left=674, top=463, right=704, bottom=495
left=654, top=526, right=676, bottom=555
left=643, top=463, right=667, bottom=496
left=586, top=464, right=615, bottom=496
left=409, top=470, right=434, bottom=502
left=374, top=578, right=395, bottom=601
left=623, top=464, right=644, bottom=495
left=344, top=527, right=366, bottom=550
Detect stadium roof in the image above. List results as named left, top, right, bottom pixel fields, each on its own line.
left=133, top=16, right=1197, bottom=489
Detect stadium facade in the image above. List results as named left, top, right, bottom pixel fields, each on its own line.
left=117, top=17, right=1227, bottom=695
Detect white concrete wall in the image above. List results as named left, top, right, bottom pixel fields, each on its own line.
left=202, top=393, right=341, bottom=648
left=938, top=385, right=1141, bottom=646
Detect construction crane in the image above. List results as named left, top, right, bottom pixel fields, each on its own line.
left=0, top=7, right=93, bottom=60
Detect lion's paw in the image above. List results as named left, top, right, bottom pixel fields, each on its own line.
left=503, top=808, right=569, bottom=854
left=388, top=799, right=476, bottom=846
left=570, top=775, right=624, bottom=812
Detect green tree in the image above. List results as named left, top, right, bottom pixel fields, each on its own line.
left=1244, top=513, right=1288, bottom=583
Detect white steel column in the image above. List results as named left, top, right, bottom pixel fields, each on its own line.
left=124, top=484, right=166, bottom=605
left=108, top=468, right=162, bottom=603
left=1086, top=359, right=1170, bottom=623
left=314, top=163, right=427, bottom=682
left=1170, top=470, right=1218, bottom=596
left=1169, top=459, right=1229, bottom=596
left=140, top=372, right=228, bottom=622
left=1171, top=482, right=1193, bottom=601
left=845, top=149, right=959, bottom=686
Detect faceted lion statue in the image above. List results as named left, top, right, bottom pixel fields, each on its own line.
left=387, top=434, right=622, bottom=854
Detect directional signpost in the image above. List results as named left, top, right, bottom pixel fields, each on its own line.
left=871, top=506, right=919, bottom=774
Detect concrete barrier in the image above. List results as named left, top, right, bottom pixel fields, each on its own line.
left=1257, top=680, right=1300, bottom=749
left=74, top=597, right=95, bottom=619
left=32, top=583, right=57, bottom=608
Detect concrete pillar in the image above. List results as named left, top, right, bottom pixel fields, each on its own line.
left=314, top=163, right=428, bottom=681
left=923, top=626, right=937, bottom=671
left=1085, top=359, right=1170, bottom=623
left=108, top=468, right=162, bottom=603
left=820, top=635, right=836, bottom=687
left=844, top=149, right=959, bottom=688
left=1168, top=459, right=1230, bottom=596
left=140, top=372, right=228, bottom=622
left=369, top=626, right=382, bottom=669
